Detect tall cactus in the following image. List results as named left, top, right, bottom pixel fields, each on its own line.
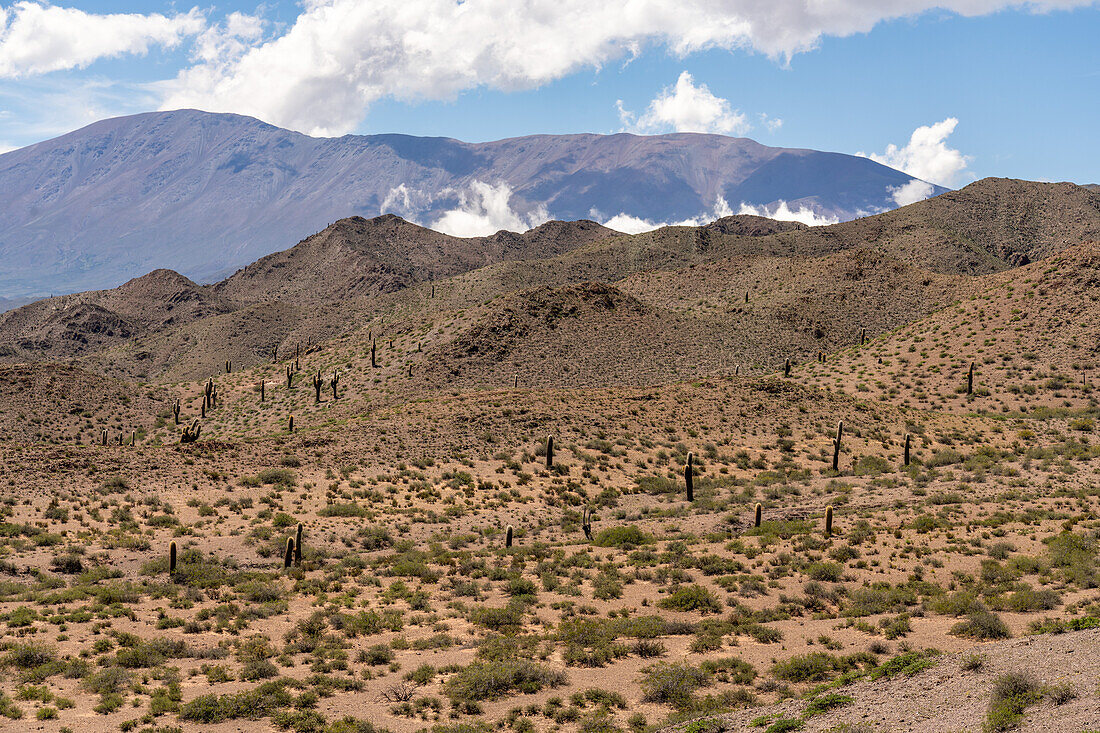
left=582, top=507, right=593, bottom=541
left=505, top=525, right=513, bottom=548
left=784, top=358, right=791, bottom=377
left=295, top=523, right=303, bottom=566
left=371, top=340, right=377, bottom=368
left=331, top=371, right=339, bottom=400
left=860, top=327, right=867, bottom=346
left=832, top=420, right=843, bottom=471
left=169, top=541, right=177, bottom=575
left=181, top=419, right=201, bottom=444
left=172, top=399, right=181, bottom=425
left=260, top=380, right=265, bottom=402
left=284, top=538, right=294, bottom=569
left=825, top=505, right=834, bottom=537
left=225, top=360, right=231, bottom=374
left=685, top=452, right=695, bottom=502
left=967, top=362, right=975, bottom=395
left=288, top=415, right=294, bottom=433
left=754, top=502, right=762, bottom=528
left=286, top=365, right=293, bottom=389
left=903, top=433, right=911, bottom=467
left=545, top=435, right=554, bottom=469
left=312, top=372, right=323, bottom=403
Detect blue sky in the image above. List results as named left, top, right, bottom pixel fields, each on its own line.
left=0, top=0, right=1097, bottom=186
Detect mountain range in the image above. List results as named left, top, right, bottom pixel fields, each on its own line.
left=0, top=109, right=945, bottom=298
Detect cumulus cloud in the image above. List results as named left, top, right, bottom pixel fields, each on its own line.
left=737, top=201, right=839, bottom=227
left=618, top=71, right=750, bottom=135
left=888, top=179, right=936, bottom=206
left=429, top=181, right=549, bottom=237
left=601, top=197, right=737, bottom=233
left=861, top=117, right=970, bottom=187
left=0, top=1, right=204, bottom=78
left=155, top=0, right=1097, bottom=137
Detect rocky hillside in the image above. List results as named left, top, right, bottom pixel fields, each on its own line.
left=0, top=109, right=941, bottom=296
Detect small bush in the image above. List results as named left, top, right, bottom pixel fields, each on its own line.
left=658, top=585, right=722, bottom=614
left=952, top=611, right=1011, bottom=640
left=594, top=526, right=652, bottom=548
left=985, top=671, right=1042, bottom=732
left=639, top=662, right=709, bottom=709
left=445, top=660, right=566, bottom=702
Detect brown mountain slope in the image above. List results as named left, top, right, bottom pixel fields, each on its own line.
left=215, top=214, right=619, bottom=305
left=793, top=239, right=1100, bottom=413
left=0, top=269, right=231, bottom=361
left=780, top=178, right=1100, bottom=275
left=0, top=363, right=166, bottom=443
left=0, top=178, right=1095, bottom=385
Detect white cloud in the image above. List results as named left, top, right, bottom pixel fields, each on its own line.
left=618, top=71, right=750, bottom=135
left=860, top=118, right=970, bottom=187
left=888, top=179, right=936, bottom=206
left=602, top=213, right=666, bottom=235
left=0, top=1, right=204, bottom=78
left=737, top=201, right=839, bottom=227
left=601, top=197, right=735, bottom=233
left=157, top=0, right=1098, bottom=137
left=429, top=180, right=549, bottom=237
left=760, top=113, right=783, bottom=132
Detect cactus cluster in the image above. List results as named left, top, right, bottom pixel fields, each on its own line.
left=180, top=419, right=201, bottom=443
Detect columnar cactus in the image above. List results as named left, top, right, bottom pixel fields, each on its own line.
left=784, top=358, right=791, bottom=377
left=286, top=365, right=293, bottom=389
left=225, top=360, right=231, bottom=374
left=755, top=503, right=762, bottom=528
left=832, top=420, right=843, bottom=471
left=582, top=507, right=593, bottom=541
left=295, top=523, right=303, bottom=566
left=371, top=340, right=377, bottom=368
left=825, top=505, right=834, bottom=537
left=860, top=328, right=867, bottom=346
left=903, top=433, right=911, bottom=467
left=284, top=537, right=294, bottom=568
left=172, top=399, right=181, bottom=425
left=201, top=395, right=207, bottom=419
left=506, top=525, right=513, bottom=548
left=260, top=381, right=265, bottom=402
left=514, top=374, right=519, bottom=389
left=181, top=420, right=201, bottom=443
left=685, top=452, right=695, bottom=502
left=313, top=372, right=323, bottom=403
left=288, top=415, right=294, bottom=433
left=169, top=541, right=177, bottom=575
left=967, top=362, right=975, bottom=395
left=330, top=371, right=339, bottom=400
left=545, top=435, right=554, bottom=469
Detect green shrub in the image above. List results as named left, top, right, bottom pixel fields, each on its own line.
left=951, top=611, right=1011, bottom=640
left=658, top=585, right=722, bottom=614
left=985, top=671, right=1042, bottom=732
left=445, top=660, right=566, bottom=702
left=639, top=662, right=709, bottom=709
left=594, top=526, right=652, bottom=548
